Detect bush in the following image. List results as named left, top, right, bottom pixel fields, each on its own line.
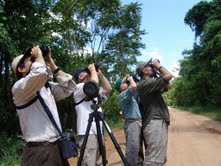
left=102, top=90, right=121, bottom=125
left=0, top=132, right=24, bottom=165
left=0, top=155, right=21, bottom=166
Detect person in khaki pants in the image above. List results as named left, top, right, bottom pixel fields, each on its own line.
left=136, top=59, right=172, bottom=166
left=116, top=76, right=143, bottom=166
left=11, top=46, right=76, bottom=166
left=73, top=65, right=112, bottom=166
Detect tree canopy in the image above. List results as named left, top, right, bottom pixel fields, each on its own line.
left=0, top=0, right=145, bottom=134
left=168, top=0, right=221, bottom=106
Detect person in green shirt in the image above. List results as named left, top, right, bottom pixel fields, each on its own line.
left=116, top=76, right=142, bottom=166
left=136, top=59, right=172, bottom=166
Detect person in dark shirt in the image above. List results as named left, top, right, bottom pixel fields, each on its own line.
left=136, top=59, right=172, bottom=166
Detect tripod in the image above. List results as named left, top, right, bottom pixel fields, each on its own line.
left=77, top=99, right=129, bottom=166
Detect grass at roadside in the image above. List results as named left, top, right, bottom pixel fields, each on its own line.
left=0, top=132, right=24, bottom=166
left=108, top=120, right=123, bottom=129
left=173, top=105, right=221, bottom=121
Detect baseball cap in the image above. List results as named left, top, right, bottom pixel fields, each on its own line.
left=115, top=79, right=122, bottom=91
left=115, top=75, right=130, bottom=91
left=11, top=54, right=24, bottom=73
left=74, top=67, right=87, bottom=80
left=136, top=61, right=149, bottom=77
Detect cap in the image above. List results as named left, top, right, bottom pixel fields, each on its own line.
left=74, top=67, right=87, bottom=80
left=115, top=79, right=122, bottom=91
left=11, top=54, right=24, bottom=73
left=136, top=61, right=149, bottom=76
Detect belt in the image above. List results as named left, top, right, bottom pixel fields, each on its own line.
left=27, top=140, right=58, bottom=147
left=125, top=119, right=141, bottom=122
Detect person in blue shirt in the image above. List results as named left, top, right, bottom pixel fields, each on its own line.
left=116, top=76, right=142, bottom=166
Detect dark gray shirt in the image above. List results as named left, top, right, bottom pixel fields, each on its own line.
left=137, top=77, right=170, bottom=127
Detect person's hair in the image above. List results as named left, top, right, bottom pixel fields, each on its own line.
left=15, top=58, right=25, bottom=79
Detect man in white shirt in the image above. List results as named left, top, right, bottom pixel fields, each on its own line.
left=11, top=46, right=76, bottom=166
left=73, top=65, right=112, bottom=166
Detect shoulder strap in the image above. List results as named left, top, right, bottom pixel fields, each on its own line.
left=74, top=97, right=86, bottom=106
left=36, top=91, right=64, bottom=137
left=16, top=96, right=38, bottom=110
left=45, top=81, right=51, bottom=91
left=15, top=81, right=51, bottom=110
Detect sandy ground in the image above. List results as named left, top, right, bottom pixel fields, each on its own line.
left=104, top=107, right=221, bottom=166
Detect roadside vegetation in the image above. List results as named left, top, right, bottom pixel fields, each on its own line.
left=173, top=105, right=221, bottom=121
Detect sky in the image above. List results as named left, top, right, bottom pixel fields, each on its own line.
left=122, top=0, right=204, bottom=77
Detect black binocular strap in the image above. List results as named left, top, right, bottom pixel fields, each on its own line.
left=73, top=97, right=86, bottom=106
left=16, top=96, right=38, bottom=110
left=15, top=82, right=51, bottom=110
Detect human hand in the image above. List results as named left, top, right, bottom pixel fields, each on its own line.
left=151, top=59, right=161, bottom=69
left=88, top=63, right=96, bottom=72
left=30, top=46, right=42, bottom=59
left=44, top=49, right=55, bottom=68
left=127, top=76, right=133, bottom=82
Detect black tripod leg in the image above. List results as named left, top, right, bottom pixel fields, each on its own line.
left=95, top=113, right=107, bottom=166
left=77, top=113, right=94, bottom=166
left=100, top=118, right=129, bottom=166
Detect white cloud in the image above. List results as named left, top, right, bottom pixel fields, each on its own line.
left=138, top=48, right=164, bottom=62
left=169, top=61, right=180, bottom=78
left=147, top=48, right=164, bottom=61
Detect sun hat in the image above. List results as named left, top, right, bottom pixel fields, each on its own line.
left=136, top=61, right=149, bottom=77
left=11, top=54, right=24, bottom=73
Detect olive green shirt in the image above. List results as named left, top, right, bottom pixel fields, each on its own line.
left=137, top=76, right=170, bottom=128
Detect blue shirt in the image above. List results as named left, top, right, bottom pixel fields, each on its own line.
left=118, top=87, right=141, bottom=120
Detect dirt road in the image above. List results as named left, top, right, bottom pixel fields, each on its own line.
left=104, top=107, right=221, bottom=166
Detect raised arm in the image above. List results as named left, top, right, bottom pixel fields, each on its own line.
left=97, top=69, right=112, bottom=95
left=44, top=49, right=68, bottom=78
left=151, top=59, right=173, bottom=81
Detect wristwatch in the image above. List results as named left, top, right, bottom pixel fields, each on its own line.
left=53, top=67, right=61, bottom=74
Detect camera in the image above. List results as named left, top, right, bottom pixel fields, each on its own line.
left=147, top=58, right=160, bottom=78
left=24, top=45, right=50, bottom=62
left=122, top=75, right=140, bottom=85
left=122, top=76, right=130, bottom=85
left=147, top=58, right=160, bottom=67
left=39, top=45, right=50, bottom=57
left=85, top=63, right=100, bottom=74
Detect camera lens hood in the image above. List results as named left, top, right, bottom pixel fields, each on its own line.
left=83, top=80, right=99, bottom=100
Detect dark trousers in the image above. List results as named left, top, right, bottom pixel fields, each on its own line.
left=22, top=141, right=69, bottom=166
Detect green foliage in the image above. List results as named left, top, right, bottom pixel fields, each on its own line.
left=56, top=96, right=77, bottom=132
left=0, top=155, right=21, bottom=166
left=102, top=90, right=121, bottom=124
left=0, top=132, right=24, bottom=158
left=0, top=1, right=145, bottom=161
left=168, top=0, right=221, bottom=107
left=184, top=1, right=212, bottom=38
left=0, top=0, right=145, bottom=135
left=103, top=2, right=146, bottom=77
